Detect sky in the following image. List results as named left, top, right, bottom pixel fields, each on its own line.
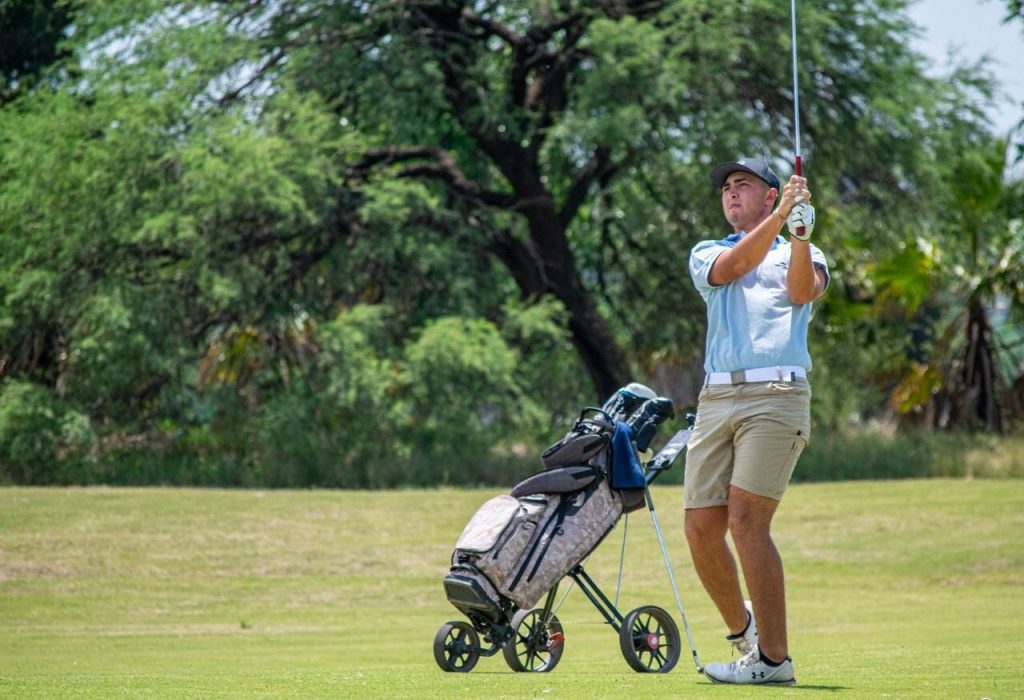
left=907, top=0, right=1024, bottom=136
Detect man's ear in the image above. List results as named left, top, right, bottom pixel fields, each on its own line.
left=767, top=187, right=779, bottom=206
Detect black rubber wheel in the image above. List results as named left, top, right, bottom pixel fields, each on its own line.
left=618, top=605, right=681, bottom=673
left=502, top=608, right=564, bottom=672
left=433, top=620, right=481, bottom=672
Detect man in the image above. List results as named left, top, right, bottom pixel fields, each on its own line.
left=685, top=157, right=828, bottom=686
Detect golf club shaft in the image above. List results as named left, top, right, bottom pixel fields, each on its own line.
left=645, top=487, right=702, bottom=670
left=790, top=0, right=801, bottom=166
left=790, top=0, right=805, bottom=233
left=614, top=513, right=629, bottom=609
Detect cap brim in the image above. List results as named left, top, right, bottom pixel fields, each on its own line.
left=712, top=161, right=761, bottom=187
left=710, top=162, right=773, bottom=188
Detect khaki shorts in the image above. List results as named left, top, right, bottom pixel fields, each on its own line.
left=684, top=380, right=811, bottom=508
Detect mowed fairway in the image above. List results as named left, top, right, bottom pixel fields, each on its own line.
left=0, top=480, right=1021, bottom=699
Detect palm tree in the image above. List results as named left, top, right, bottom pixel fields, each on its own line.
left=891, top=140, right=1024, bottom=431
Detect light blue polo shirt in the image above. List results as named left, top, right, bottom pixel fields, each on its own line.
left=689, top=233, right=829, bottom=373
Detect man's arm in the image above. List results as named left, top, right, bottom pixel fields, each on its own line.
left=707, top=211, right=786, bottom=286
left=786, top=240, right=827, bottom=304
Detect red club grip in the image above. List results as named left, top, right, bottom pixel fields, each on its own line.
left=794, top=155, right=805, bottom=235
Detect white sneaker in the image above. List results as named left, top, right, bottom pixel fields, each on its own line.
left=726, top=600, right=757, bottom=655
left=703, top=647, right=796, bottom=685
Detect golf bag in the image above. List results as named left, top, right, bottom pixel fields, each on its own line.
left=446, top=464, right=623, bottom=615
left=442, top=384, right=675, bottom=624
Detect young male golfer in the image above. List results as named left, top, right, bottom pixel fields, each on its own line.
left=685, top=158, right=828, bottom=685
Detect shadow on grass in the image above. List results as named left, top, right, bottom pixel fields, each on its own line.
left=692, top=679, right=849, bottom=692
left=462, top=672, right=850, bottom=691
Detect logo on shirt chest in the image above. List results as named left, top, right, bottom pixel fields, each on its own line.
left=755, top=251, right=790, bottom=289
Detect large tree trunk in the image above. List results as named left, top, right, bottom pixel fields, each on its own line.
left=932, top=299, right=1003, bottom=432
left=502, top=194, right=632, bottom=399
left=959, top=299, right=1002, bottom=432
left=352, top=144, right=635, bottom=399
left=396, top=1, right=639, bottom=399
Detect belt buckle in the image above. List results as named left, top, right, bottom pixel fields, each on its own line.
left=730, top=370, right=745, bottom=384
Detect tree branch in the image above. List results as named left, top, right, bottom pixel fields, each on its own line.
left=559, top=146, right=619, bottom=227
left=216, top=47, right=288, bottom=107
left=486, top=226, right=549, bottom=297
left=459, top=8, right=522, bottom=46
left=352, top=146, right=517, bottom=208
left=398, top=164, right=517, bottom=207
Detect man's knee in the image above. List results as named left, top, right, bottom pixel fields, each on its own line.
left=727, top=486, right=779, bottom=542
left=727, top=509, right=768, bottom=544
left=727, top=505, right=778, bottom=547
left=685, top=507, right=728, bottom=545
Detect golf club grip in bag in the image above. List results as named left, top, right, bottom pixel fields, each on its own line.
left=541, top=384, right=668, bottom=469
left=448, top=472, right=623, bottom=610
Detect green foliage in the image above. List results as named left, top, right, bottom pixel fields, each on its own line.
left=797, top=429, right=963, bottom=481
left=0, top=380, right=93, bottom=483
left=1007, top=0, right=1024, bottom=20
left=397, top=316, right=545, bottom=484
left=95, top=302, right=579, bottom=489
left=64, top=292, right=166, bottom=414
left=804, top=427, right=1024, bottom=480
left=866, top=139, right=1024, bottom=430
left=500, top=295, right=591, bottom=426
left=0, top=0, right=1021, bottom=485
left=253, top=305, right=399, bottom=488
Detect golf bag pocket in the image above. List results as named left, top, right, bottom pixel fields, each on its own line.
left=443, top=563, right=505, bottom=623
left=467, top=496, right=559, bottom=588
left=541, top=431, right=608, bottom=468
left=501, top=480, right=622, bottom=608
left=447, top=476, right=624, bottom=612
left=446, top=495, right=559, bottom=619
left=510, top=464, right=601, bottom=499
left=541, top=411, right=613, bottom=468
left=454, top=495, right=522, bottom=553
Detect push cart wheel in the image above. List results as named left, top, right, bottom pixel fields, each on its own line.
left=502, top=608, right=564, bottom=672
left=433, top=620, right=481, bottom=672
left=619, top=605, right=681, bottom=673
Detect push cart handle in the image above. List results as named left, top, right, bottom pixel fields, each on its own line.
left=644, top=422, right=694, bottom=486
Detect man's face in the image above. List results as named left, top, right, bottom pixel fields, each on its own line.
left=721, top=171, right=776, bottom=232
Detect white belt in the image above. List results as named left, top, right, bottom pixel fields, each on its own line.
left=705, top=366, right=807, bottom=385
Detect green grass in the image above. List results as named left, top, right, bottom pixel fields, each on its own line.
left=1, top=480, right=1022, bottom=698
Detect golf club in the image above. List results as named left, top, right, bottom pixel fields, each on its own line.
left=790, top=0, right=802, bottom=178
left=790, top=0, right=807, bottom=236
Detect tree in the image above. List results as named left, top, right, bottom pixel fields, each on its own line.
left=0, top=0, right=1008, bottom=484
left=341, top=2, right=667, bottom=397
left=306, top=0, right=1002, bottom=399
left=886, top=139, right=1024, bottom=431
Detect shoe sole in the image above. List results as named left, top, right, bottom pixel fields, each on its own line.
left=703, top=671, right=796, bottom=686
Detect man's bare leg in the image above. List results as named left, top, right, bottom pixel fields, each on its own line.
left=684, top=505, right=748, bottom=634
left=727, top=485, right=787, bottom=661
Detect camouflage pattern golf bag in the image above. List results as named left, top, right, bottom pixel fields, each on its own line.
left=442, top=383, right=674, bottom=624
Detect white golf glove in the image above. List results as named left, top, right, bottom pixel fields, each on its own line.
left=786, top=203, right=815, bottom=241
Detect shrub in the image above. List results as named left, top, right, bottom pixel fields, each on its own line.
left=0, top=380, right=94, bottom=484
